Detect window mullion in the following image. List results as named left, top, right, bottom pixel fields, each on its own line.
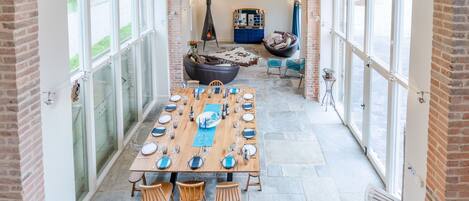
left=390, top=0, right=401, bottom=74
left=364, top=0, right=372, bottom=54
left=386, top=78, right=400, bottom=193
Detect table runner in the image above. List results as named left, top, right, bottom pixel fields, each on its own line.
left=192, top=104, right=221, bottom=147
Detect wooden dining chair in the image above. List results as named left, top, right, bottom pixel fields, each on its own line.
left=215, top=182, right=242, bottom=201
left=244, top=173, right=262, bottom=191
left=128, top=172, right=146, bottom=197
left=208, top=80, right=224, bottom=89
left=140, top=182, right=174, bottom=201
left=176, top=181, right=206, bottom=201
left=187, top=80, right=200, bottom=88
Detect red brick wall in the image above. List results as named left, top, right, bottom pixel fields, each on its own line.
left=426, top=0, right=469, bottom=200
left=303, top=0, right=320, bottom=100
left=167, top=0, right=320, bottom=99
left=167, top=0, right=185, bottom=91
left=0, top=0, right=44, bottom=200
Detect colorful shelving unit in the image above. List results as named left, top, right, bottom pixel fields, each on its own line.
left=233, top=8, right=265, bottom=44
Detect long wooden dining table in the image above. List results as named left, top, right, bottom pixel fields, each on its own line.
left=129, top=87, right=260, bottom=185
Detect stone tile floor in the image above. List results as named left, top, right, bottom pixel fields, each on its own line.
left=91, top=44, right=383, bottom=201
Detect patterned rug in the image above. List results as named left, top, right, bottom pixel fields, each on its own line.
left=203, top=47, right=260, bottom=67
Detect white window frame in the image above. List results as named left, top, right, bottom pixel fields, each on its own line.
left=331, top=0, right=411, bottom=198
left=67, top=0, right=157, bottom=199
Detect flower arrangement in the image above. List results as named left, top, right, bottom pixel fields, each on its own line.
left=188, top=40, right=199, bottom=48
left=188, top=40, right=200, bottom=62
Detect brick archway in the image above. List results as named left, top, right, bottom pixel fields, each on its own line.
left=166, top=0, right=321, bottom=100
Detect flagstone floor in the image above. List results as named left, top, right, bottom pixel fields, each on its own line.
left=91, top=43, right=383, bottom=201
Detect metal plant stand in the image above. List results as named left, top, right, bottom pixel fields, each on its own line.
left=321, top=75, right=336, bottom=111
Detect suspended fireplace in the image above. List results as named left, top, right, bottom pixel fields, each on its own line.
left=201, top=0, right=218, bottom=50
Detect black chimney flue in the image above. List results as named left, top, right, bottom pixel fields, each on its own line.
left=201, top=0, right=218, bottom=50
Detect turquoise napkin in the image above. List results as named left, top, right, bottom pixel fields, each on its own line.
left=158, top=156, right=170, bottom=169
left=152, top=127, right=166, bottom=134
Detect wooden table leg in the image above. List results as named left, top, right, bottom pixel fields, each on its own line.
left=227, top=173, right=233, bottom=182
left=170, top=172, right=178, bottom=192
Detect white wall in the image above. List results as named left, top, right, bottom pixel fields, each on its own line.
left=402, top=0, right=433, bottom=200
left=191, top=0, right=296, bottom=42
left=38, top=0, right=76, bottom=200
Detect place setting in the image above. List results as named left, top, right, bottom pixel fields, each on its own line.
left=151, top=126, right=166, bottom=137
left=188, top=153, right=205, bottom=170
left=155, top=144, right=180, bottom=170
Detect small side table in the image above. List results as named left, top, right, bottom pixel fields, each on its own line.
left=321, top=75, right=336, bottom=111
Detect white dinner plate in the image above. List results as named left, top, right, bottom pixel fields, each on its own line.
left=242, top=113, right=255, bottom=122
left=243, top=144, right=257, bottom=156
left=158, top=115, right=172, bottom=124
left=243, top=93, right=254, bottom=100
left=141, top=143, right=157, bottom=156
left=170, top=95, right=181, bottom=102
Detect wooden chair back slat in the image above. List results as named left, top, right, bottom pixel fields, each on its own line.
left=140, top=184, right=167, bottom=201
left=208, top=80, right=224, bottom=88
left=177, top=181, right=205, bottom=201
left=215, top=182, right=241, bottom=201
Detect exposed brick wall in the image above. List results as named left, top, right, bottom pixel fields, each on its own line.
left=426, top=0, right=469, bottom=200
left=302, top=0, right=320, bottom=100
left=0, top=0, right=44, bottom=200
left=167, top=0, right=320, bottom=99
left=167, top=0, right=185, bottom=90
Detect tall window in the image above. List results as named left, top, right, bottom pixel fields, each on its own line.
left=67, top=0, right=156, bottom=198
left=121, top=48, right=138, bottom=135
left=141, top=34, right=153, bottom=109
left=68, top=0, right=81, bottom=72
left=350, top=53, right=365, bottom=138
left=119, top=0, right=132, bottom=43
left=371, top=0, right=392, bottom=66
left=90, top=0, right=112, bottom=59
left=71, top=79, right=88, bottom=200
left=93, top=64, right=118, bottom=175
left=350, top=0, right=365, bottom=50
left=397, top=0, right=412, bottom=79
left=332, top=0, right=412, bottom=197
left=369, top=69, right=389, bottom=171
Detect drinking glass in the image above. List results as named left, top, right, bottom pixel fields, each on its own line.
left=172, top=117, right=179, bottom=129
left=169, top=130, right=175, bottom=140
left=229, top=143, right=236, bottom=152
left=173, top=145, right=180, bottom=154
left=233, top=120, right=240, bottom=129
left=236, top=96, right=241, bottom=104
left=161, top=145, right=168, bottom=155
left=178, top=105, right=184, bottom=116
left=182, top=96, right=188, bottom=105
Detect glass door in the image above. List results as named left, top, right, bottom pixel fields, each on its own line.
left=71, top=79, right=88, bottom=200
left=93, top=64, right=118, bottom=175
left=369, top=69, right=389, bottom=173
left=141, top=34, right=153, bottom=110
left=349, top=52, right=366, bottom=139
left=121, top=48, right=138, bottom=135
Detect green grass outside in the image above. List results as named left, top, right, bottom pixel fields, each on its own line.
left=70, top=54, right=80, bottom=72
left=69, top=24, right=133, bottom=71
left=67, top=0, right=78, bottom=13
left=119, top=24, right=132, bottom=42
